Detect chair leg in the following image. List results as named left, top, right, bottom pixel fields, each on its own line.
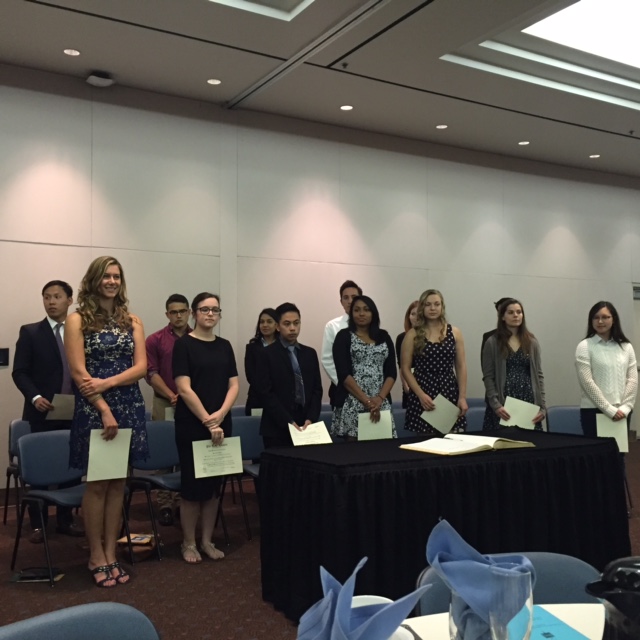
left=215, top=489, right=230, bottom=547
left=625, top=473, right=633, bottom=510
left=3, top=470, right=10, bottom=525
left=142, top=486, right=163, bottom=561
left=15, top=475, right=22, bottom=520
left=235, top=476, right=251, bottom=540
left=39, top=509, right=55, bottom=588
left=10, top=500, right=28, bottom=570
left=120, top=504, right=134, bottom=565
left=230, top=476, right=236, bottom=504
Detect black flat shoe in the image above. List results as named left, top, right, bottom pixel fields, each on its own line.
left=158, top=507, right=174, bottom=526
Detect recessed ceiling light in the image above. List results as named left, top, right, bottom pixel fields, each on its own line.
left=207, top=78, right=222, bottom=85
left=589, top=154, right=601, bottom=158
left=340, top=105, right=353, bottom=111
left=436, top=124, right=448, bottom=129
left=63, top=49, right=80, bottom=57
left=518, top=141, right=530, bottom=146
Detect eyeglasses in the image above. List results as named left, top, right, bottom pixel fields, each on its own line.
left=167, top=309, right=189, bottom=317
left=197, top=307, right=221, bottom=315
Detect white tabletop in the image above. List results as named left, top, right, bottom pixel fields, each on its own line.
left=404, top=603, right=605, bottom=639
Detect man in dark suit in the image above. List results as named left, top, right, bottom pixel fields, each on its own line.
left=12, top=280, right=84, bottom=543
left=256, top=302, right=323, bottom=449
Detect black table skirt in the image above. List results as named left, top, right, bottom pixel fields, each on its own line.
left=259, top=429, right=630, bottom=622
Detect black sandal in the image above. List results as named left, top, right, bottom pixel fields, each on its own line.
left=90, top=565, right=116, bottom=588
left=107, top=561, right=130, bottom=585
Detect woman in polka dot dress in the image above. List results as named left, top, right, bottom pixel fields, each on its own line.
left=400, top=289, right=468, bottom=434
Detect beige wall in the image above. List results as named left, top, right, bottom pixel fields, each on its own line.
left=2, top=64, right=640, bottom=466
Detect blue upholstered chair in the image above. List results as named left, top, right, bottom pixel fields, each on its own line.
left=546, top=405, right=582, bottom=435
left=11, top=431, right=128, bottom=586
left=465, top=406, right=485, bottom=432
left=466, top=397, right=486, bottom=408
left=415, top=551, right=600, bottom=616
left=219, top=415, right=264, bottom=540
left=0, top=603, right=159, bottom=640
left=4, top=419, right=31, bottom=524
left=127, top=420, right=181, bottom=560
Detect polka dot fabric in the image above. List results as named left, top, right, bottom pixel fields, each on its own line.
left=405, top=323, right=467, bottom=433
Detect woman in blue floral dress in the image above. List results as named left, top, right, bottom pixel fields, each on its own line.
left=66, top=256, right=148, bottom=588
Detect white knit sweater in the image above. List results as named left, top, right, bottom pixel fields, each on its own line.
left=575, top=335, right=638, bottom=418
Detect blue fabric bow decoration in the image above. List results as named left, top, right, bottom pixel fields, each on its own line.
left=297, top=557, right=431, bottom=640
left=426, top=520, right=536, bottom=640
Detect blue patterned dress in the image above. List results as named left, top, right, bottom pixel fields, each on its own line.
left=69, top=320, right=148, bottom=470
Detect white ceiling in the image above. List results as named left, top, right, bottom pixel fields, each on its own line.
left=2, top=0, right=640, bottom=178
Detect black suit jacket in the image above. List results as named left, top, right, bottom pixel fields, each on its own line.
left=12, top=318, right=65, bottom=426
left=255, top=341, right=323, bottom=437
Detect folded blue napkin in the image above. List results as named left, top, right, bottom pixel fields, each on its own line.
left=426, top=520, right=535, bottom=640
left=297, top=557, right=431, bottom=640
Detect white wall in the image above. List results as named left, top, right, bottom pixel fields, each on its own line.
left=2, top=64, right=640, bottom=467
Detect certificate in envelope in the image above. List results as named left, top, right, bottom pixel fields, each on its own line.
left=86, top=428, right=132, bottom=482
left=596, top=413, right=629, bottom=453
left=288, top=421, right=332, bottom=446
left=499, top=396, right=540, bottom=430
left=420, top=394, right=460, bottom=434
left=192, top=436, right=242, bottom=479
left=357, top=410, right=393, bottom=441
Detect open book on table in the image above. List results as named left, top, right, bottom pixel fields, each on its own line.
left=399, top=433, right=535, bottom=456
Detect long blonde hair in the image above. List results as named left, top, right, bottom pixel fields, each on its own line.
left=413, top=289, right=447, bottom=354
left=77, top=256, right=132, bottom=332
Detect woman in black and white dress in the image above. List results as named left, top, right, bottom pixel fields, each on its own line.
left=331, top=296, right=397, bottom=440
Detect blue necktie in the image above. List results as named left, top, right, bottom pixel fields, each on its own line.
left=287, top=345, right=306, bottom=406
left=55, top=323, right=73, bottom=394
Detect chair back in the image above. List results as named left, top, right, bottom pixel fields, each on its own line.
left=9, top=419, right=31, bottom=459
left=318, top=410, right=333, bottom=430
left=321, top=402, right=332, bottom=412
left=131, top=421, right=179, bottom=471
left=465, top=406, right=485, bottom=432
left=0, top=602, right=159, bottom=640
left=17, top=431, right=82, bottom=487
left=232, top=416, right=264, bottom=460
left=415, top=551, right=600, bottom=615
left=546, top=406, right=582, bottom=435
left=393, top=408, right=415, bottom=438
left=230, top=405, right=246, bottom=417
left=466, top=397, right=486, bottom=408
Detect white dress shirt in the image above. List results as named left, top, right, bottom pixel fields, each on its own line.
left=575, top=335, right=638, bottom=418
left=321, top=314, right=348, bottom=385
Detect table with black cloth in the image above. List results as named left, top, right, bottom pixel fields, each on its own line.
left=259, top=428, right=630, bottom=622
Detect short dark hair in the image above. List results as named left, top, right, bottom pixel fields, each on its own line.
left=275, top=302, right=300, bottom=319
left=42, top=280, right=72, bottom=298
left=340, top=280, right=362, bottom=297
left=494, top=297, right=512, bottom=311
left=190, top=292, right=219, bottom=313
left=165, top=293, right=189, bottom=310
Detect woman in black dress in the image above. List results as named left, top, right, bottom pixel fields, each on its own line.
left=396, top=300, right=419, bottom=408
left=173, top=292, right=239, bottom=564
left=244, top=308, right=278, bottom=415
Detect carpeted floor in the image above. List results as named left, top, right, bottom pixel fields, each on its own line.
left=1, top=443, right=639, bottom=638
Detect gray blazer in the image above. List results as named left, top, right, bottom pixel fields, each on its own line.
left=481, top=334, right=546, bottom=414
